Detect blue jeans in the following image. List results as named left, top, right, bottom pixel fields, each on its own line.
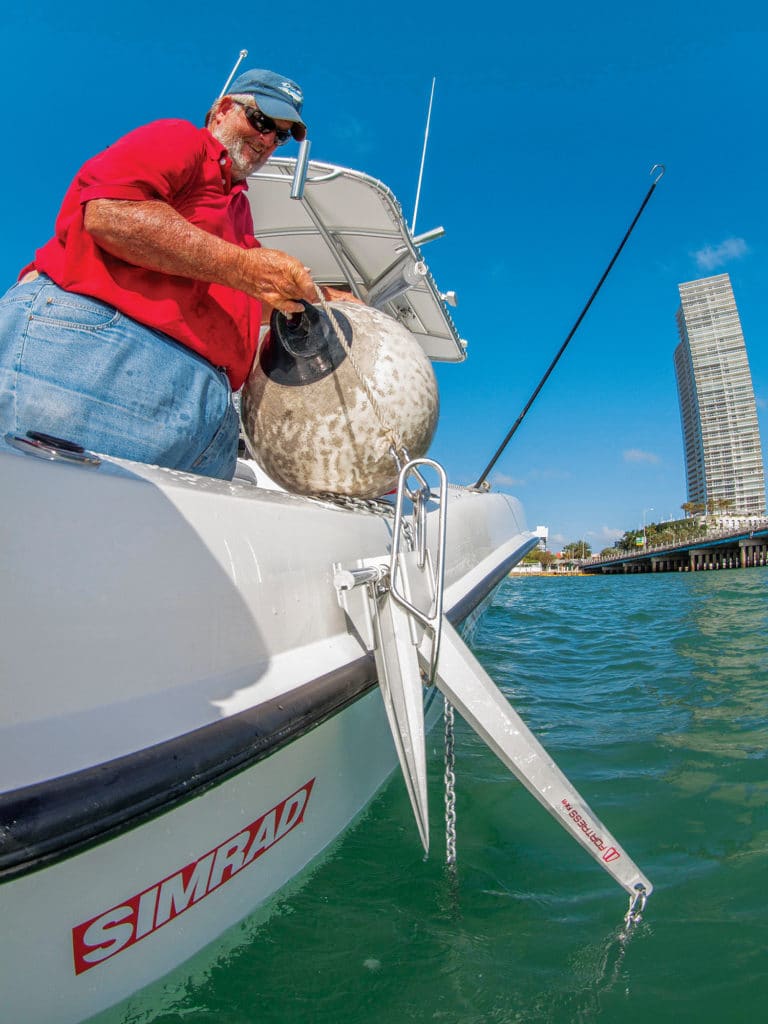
left=0, top=275, right=239, bottom=479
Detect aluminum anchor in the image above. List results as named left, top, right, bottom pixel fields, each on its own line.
left=332, top=458, right=449, bottom=854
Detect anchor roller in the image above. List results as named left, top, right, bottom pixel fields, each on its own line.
left=241, top=302, right=439, bottom=497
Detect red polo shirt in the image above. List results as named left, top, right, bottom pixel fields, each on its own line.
left=29, top=119, right=262, bottom=390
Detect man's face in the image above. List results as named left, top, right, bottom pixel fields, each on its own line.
left=210, top=99, right=293, bottom=180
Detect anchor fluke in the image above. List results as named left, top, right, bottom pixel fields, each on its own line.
left=333, top=552, right=431, bottom=852
left=371, top=589, right=430, bottom=852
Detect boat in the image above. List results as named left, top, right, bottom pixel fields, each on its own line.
left=0, top=154, right=652, bottom=1024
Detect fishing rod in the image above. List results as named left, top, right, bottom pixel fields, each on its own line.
left=473, top=164, right=666, bottom=490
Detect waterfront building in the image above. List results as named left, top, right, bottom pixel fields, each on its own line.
left=674, top=273, right=766, bottom=515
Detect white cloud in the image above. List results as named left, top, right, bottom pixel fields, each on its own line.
left=493, top=472, right=526, bottom=487
left=588, top=525, right=624, bottom=544
left=490, top=467, right=572, bottom=491
left=692, top=237, right=749, bottom=272
left=623, top=448, right=660, bottom=464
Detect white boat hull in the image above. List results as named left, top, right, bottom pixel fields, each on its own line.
left=3, top=687, right=439, bottom=1024
left=0, top=446, right=533, bottom=1023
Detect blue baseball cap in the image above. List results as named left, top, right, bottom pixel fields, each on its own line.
left=228, top=69, right=306, bottom=140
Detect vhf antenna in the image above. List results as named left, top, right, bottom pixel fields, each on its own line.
left=411, top=77, right=436, bottom=237
left=219, top=49, right=248, bottom=98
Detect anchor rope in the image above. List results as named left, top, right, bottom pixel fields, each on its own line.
left=311, top=285, right=406, bottom=465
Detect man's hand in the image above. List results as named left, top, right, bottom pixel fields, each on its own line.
left=234, top=248, right=316, bottom=313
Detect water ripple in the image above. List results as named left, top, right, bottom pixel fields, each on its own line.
left=94, top=570, right=768, bottom=1024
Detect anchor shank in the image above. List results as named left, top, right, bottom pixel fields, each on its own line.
left=423, top=618, right=653, bottom=897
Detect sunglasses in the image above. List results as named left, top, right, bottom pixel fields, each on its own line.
left=237, top=103, right=293, bottom=146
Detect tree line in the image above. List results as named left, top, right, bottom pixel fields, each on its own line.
left=523, top=498, right=742, bottom=564
left=598, top=498, right=737, bottom=558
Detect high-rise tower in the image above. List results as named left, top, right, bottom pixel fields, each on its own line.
left=674, top=273, right=765, bottom=515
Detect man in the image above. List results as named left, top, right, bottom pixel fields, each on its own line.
left=0, top=68, right=329, bottom=479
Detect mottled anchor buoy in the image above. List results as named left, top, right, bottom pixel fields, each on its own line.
left=241, top=301, right=439, bottom=497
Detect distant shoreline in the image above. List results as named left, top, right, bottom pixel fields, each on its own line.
left=509, top=571, right=587, bottom=578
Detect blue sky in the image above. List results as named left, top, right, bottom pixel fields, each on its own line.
left=3, top=2, right=767, bottom=550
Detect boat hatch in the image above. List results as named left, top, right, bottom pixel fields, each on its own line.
left=248, top=158, right=466, bottom=363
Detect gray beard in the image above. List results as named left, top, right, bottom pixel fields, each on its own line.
left=209, top=123, right=265, bottom=180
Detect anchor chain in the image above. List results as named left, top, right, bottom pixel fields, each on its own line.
left=588, top=883, right=649, bottom=986
left=622, top=885, right=648, bottom=933
left=443, top=696, right=457, bottom=871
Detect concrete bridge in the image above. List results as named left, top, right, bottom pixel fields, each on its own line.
left=581, top=523, right=768, bottom=574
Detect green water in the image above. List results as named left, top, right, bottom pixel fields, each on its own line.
left=102, top=571, right=768, bottom=1023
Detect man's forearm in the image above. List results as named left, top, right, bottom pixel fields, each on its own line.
left=83, top=198, right=316, bottom=311
left=83, top=199, right=247, bottom=288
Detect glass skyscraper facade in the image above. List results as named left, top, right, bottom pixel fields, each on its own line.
left=674, top=273, right=765, bottom=515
